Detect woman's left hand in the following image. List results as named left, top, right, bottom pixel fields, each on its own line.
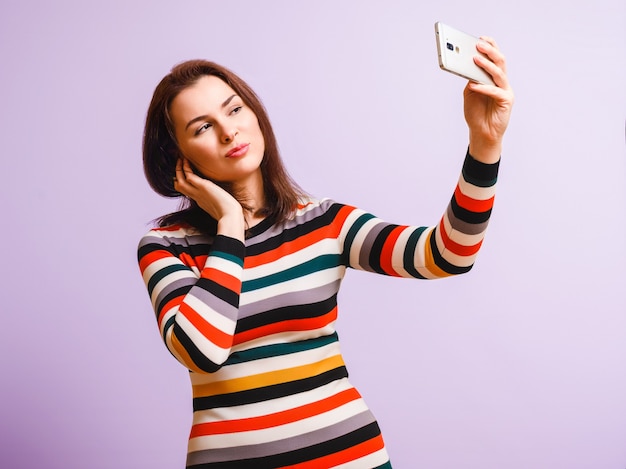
left=464, top=36, right=514, bottom=164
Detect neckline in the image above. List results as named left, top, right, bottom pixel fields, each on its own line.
left=245, top=216, right=274, bottom=238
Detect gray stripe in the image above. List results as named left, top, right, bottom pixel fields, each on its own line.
left=154, top=276, right=238, bottom=322
left=186, top=407, right=377, bottom=465
left=245, top=200, right=334, bottom=248
left=357, top=221, right=386, bottom=271
left=154, top=276, right=196, bottom=309
left=238, top=279, right=342, bottom=319
left=446, top=205, right=488, bottom=236
left=188, top=284, right=239, bottom=321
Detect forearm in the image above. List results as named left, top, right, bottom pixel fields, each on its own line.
left=340, top=150, right=498, bottom=278
left=138, top=231, right=245, bottom=373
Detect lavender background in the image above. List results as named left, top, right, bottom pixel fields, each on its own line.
left=1, top=1, right=625, bottom=468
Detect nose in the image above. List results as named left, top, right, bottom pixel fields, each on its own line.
left=222, top=128, right=238, bottom=144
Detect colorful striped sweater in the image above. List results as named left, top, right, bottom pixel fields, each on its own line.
left=137, top=152, right=498, bottom=468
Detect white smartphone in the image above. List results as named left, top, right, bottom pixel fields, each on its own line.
left=435, top=22, right=494, bottom=85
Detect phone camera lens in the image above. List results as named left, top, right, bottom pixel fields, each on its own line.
left=446, top=42, right=454, bottom=51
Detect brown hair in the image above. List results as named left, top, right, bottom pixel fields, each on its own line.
left=142, top=59, right=304, bottom=232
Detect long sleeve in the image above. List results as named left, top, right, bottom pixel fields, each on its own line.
left=138, top=231, right=245, bottom=373
left=338, top=150, right=499, bottom=278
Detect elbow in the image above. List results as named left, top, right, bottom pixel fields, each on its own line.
left=169, top=326, right=231, bottom=373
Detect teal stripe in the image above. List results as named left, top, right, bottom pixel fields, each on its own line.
left=241, top=254, right=341, bottom=292
left=147, top=263, right=190, bottom=296
left=161, top=315, right=176, bottom=338
left=343, top=212, right=376, bottom=261
left=402, top=226, right=427, bottom=279
left=374, top=461, right=393, bottom=469
left=226, top=333, right=339, bottom=365
left=212, top=250, right=244, bottom=267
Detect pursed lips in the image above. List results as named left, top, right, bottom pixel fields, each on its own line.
left=226, top=143, right=250, bottom=158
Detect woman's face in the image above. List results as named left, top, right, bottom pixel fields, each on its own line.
left=170, top=75, right=265, bottom=186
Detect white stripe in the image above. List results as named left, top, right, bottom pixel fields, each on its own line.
left=337, top=206, right=366, bottom=241
left=441, top=214, right=486, bottom=245
left=433, top=226, right=476, bottom=268
left=158, top=306, right=177, bottom=336
left=149, top=267, right=197, bottom=307
left=244, top=238, right=341, bottom=281
left=203, top=255, right=243, bottom=278
left=192, top=341, right=343, bottom=383
left=231, top=324, right=338, bottom=352
left=175, top=314, right=231, bottom=364
left=389, top=226, right=418, bottom=277
left=187, top=399, right=369, bottom=450
left=142, top=256, right=194, bottom=285
left=458, top=176, right=496, bottom=200
left=347, top=216, right=384, bottom=267
left=184, top=294, right=236, bottom=335
left=240, top=266, right=345, bottom=306
left=191, top=378, right=355, bottom=423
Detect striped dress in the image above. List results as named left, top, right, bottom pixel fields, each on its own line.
left=137, top=152, right=498, bottom=468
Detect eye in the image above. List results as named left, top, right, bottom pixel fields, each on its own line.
left=195, top=122, right=212, bottom=135
left=230, top=105, right=243, bottom=115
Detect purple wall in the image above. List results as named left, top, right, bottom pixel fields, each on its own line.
left=1, top=1, right=625, bottom=467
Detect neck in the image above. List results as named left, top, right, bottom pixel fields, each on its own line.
left=233, top=170, right=266, bottom=225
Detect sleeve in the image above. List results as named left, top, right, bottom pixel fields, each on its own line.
left=137, top=232, right=245, bottom=373
left=339, top=150, right=499, bottom=279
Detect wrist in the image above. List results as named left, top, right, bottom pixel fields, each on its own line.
left=468, top=136, right=502, bottom=164
left=217, top=213, right=246, bottom=241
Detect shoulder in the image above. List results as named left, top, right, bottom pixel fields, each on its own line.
left=294, top=197, right=347, bottom=216
left=138, top=223, right=211, bottom=250
left=288, top=197, right=362, bottom=228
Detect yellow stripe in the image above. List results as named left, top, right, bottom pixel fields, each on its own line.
left=423, top=230, right=453, bottom=278
left=193, top=354, right=345, bottom=397
left=171, top=333, right=205, bottom=374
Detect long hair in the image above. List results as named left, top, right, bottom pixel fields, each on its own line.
left=142, top=59, right=304, bottom=233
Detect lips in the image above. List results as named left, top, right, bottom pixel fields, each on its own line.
left=226, top=143, right=250, bottom=158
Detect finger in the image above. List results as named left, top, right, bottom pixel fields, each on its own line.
left=173, top=158, right=182, bottom=190
left=473, top=54, right=510, bottom=90
left=476, top=38, right=507, bottom=74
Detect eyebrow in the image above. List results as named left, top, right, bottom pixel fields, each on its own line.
left=184, top=94, right=238, bottom=131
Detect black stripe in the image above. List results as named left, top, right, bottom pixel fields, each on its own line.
left=193, top=366, right=348, bottom=410
left=236, top=294, right=337, bottom=333
left=429, top=229, right=473, bottom=275
left=155, top=277, right=238, bottom=317
left=246, top=203, right=343, bottom=257
left=463, top=150, right=499, bottom=187
left=137, top=242, right=161, bottom=262
left=368, top=224, right=399, bottom=274
left=196, top=277, right=240, bottom=307
left=173, top=325, right=222, bottom=373
left=402, top=227, right=428, bottom=279
left=450, top=196, right=492, bottom=225
left=187, top=421, right=382, bottom=468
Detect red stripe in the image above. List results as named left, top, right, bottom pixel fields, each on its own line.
left=138, top=249, right=171, bottom=273
left=378, top=226, right=405, bottom=276
left=200, top=267, right=241, bottom=293
left=454, top=186, right=494, bottom=213
left=190, top=388, right=361, bottom=437
left=157, top=296, right=183, bottom=327
left=178, top=301, right=233, bottom=349
left=233, top=308, right=338, bottom=346
left=438, top=220, right=482, bottom=257
left=244, top=205, right=355, bottom=269
left=283, top=433, right=386, bottom=468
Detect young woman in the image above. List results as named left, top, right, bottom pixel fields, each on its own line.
left=138, top=38, right=513, bottom=468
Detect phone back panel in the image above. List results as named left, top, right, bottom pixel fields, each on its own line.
left=435, top=22, right=494, bottom=85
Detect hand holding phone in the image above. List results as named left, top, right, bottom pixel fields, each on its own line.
left=435, top=22, right=495, bottom=86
